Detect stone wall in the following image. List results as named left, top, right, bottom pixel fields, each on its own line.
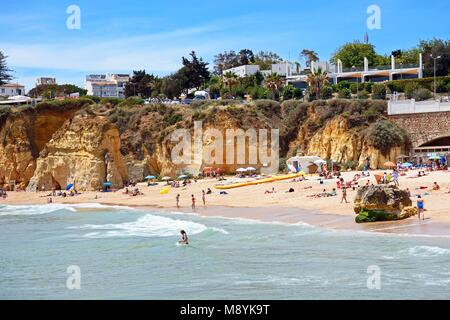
left=389, top=111, right=450, bottom=147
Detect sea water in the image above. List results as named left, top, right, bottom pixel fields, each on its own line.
left=0, top=204, right=449, bottom=299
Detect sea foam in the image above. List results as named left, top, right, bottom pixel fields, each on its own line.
left=407, top=246, right=450, bottom=257
left=72, top=213, right=212, bottom=238
left=0, top=204, right=77, bottom=216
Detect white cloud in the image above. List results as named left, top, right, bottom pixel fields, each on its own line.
left=1, top=16, right=265, bottom=74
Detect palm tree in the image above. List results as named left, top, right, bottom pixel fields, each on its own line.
left=300, top=49, right=319, bottom=68
left=264, top=73, right=284, bottom=100
left=307, top=68, right=329, bottom=100
left=222, top=71, right=239, bottom=90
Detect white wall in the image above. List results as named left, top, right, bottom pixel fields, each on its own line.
left=388, top=100, right=450, bottom=115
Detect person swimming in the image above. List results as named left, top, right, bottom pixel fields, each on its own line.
left=179, top=230, right=189, bottom=245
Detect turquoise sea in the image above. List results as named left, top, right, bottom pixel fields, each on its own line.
left=1, top=204, right=449, bottom=299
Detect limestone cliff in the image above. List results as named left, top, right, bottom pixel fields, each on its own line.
left=0, top=99, right=410, bottom=191
left=0, top=107, right=78, bottom=190
left=304, top=116, right=404, bottom=169
left=27, top=112, right=127, bottom=191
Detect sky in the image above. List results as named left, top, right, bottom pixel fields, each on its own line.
left=1, top=0, right=449, bottom=91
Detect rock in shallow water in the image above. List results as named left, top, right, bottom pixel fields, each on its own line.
left=354, top=185, right=418, bottom=223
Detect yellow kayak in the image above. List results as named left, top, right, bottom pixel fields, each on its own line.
left=214, top=172, right=304, bottom=190
left=159, top=187, right=170, bottom=194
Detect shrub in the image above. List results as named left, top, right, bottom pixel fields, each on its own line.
left=253, top=99, right=281, bottom=117
left=0, top=106, right=12, bottom=127
left=320, top=86, right=334, bottom=100
left=362, top=82, right=374, bottom=93
left=404, top=82, right=419, bottom=99
left=357, top=90, right=369, bottom=99
left=282, top=84, right=303, bottom=100
left=85, top=95, right=101, bottom=103
left=366, top=120, right=407, bottom=154
left=100, top=97, right=123, bottom=106
left=336, top=81, right=350, bottom=91
left=412, top=88, right=432, bottom=101
left=349, top=83, right=359, bottom=94
left=371, top=84, right=386, bottom=100
left=35, top=98, right=94, bottom=112
left=338, top=88, right=352, bottom=99
left=117, top=96, right=145, bottom=108
left=431, top=79, right=446, bottom=93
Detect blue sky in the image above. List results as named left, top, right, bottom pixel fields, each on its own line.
left=1, top=0, right=449, bottom=91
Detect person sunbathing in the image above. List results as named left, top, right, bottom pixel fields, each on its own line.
left=265, top=187, right=276, bottom=194
left=432, top=182, right=441, bottom=191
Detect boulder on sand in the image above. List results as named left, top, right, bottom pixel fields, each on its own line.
left=354, top=185, right=418, bottom=223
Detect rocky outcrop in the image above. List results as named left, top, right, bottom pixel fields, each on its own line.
left=27, top=112, right=127, bottom=191
left=354, top=185, right=418, bottom=223
left=0, top=99, right=411, bottom=191
left=302, top=116, right=404, bottom=169
left=0, top=108, right=77, bottom=190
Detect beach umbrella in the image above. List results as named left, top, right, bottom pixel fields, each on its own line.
left=236, top=168, right=247, bottom=172
left=145, top=175, right=156, bottom=180
left=401, top=162, right=413, bottom=168
left=161, top=176, right=172, bottom=181
left=178, top=174, right=188, bottom=180
left=383, top=161, right=396, bottom=168
left=429, top=155, right=441, bottom=160
left=103, top=182, right=112, bottom=187
left=65, top=183, right=74, bottom=191
left=246, top=167, right=256, bottom=171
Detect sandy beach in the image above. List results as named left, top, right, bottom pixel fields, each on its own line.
left=2, top=170, right=450, bottom=236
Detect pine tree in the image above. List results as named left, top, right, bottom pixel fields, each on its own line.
left=0, top=51, right=13, bottom=85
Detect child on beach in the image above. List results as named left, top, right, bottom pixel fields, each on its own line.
left=202, top=190, right=206, bottom=207
left=417, top=195, right=425, bottom=220
left=432, top=182, right=440, bottom=191
left=191, top=194, right=196, bottom=210
left=176, top=194, right=180, bottom=208
left=341, top=187, right=349, bottom=203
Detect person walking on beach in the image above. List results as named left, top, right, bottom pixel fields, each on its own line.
left=417, top=195, right=425, bottom=220
left=341, top=187, right=349, bottom=204
left=392, top=169, right=399, bottom=186
left=191, top=194, right=196, bottom=211
left=176, top=194, right=180, bottom=209
left=202, top=190, right=206, bottom=207
left=179, top=230, right=189, bottom=245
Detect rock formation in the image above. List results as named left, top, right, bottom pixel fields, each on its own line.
left=27, top=112, right=126, bottom=191
left=354, top=185, right=418, bottom=223
left=0, top=99, right=410, bottom=191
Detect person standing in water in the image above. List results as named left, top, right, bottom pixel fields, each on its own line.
left=417, top=195, right=425, bottom=220
left=179, top=230, right=189, bottom=245
left=191, top=194, right=196, bottom=210
left=202, top=190, right=206, bottom=207
left=176, top=194, right=180, bottom=208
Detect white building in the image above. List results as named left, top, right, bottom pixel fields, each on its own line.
left=224, top=62, right=302, bottom=78
left=85, top=73, right=130, bottom=98
left=36, top=77, right=57, bottom=86
left=223, top=65, right=261, bottom=78
left=86, top=81, right=119, bottom=98
left=0, top=83, right=25, bottom=97
left=287, top=54, right=423, bottom=89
